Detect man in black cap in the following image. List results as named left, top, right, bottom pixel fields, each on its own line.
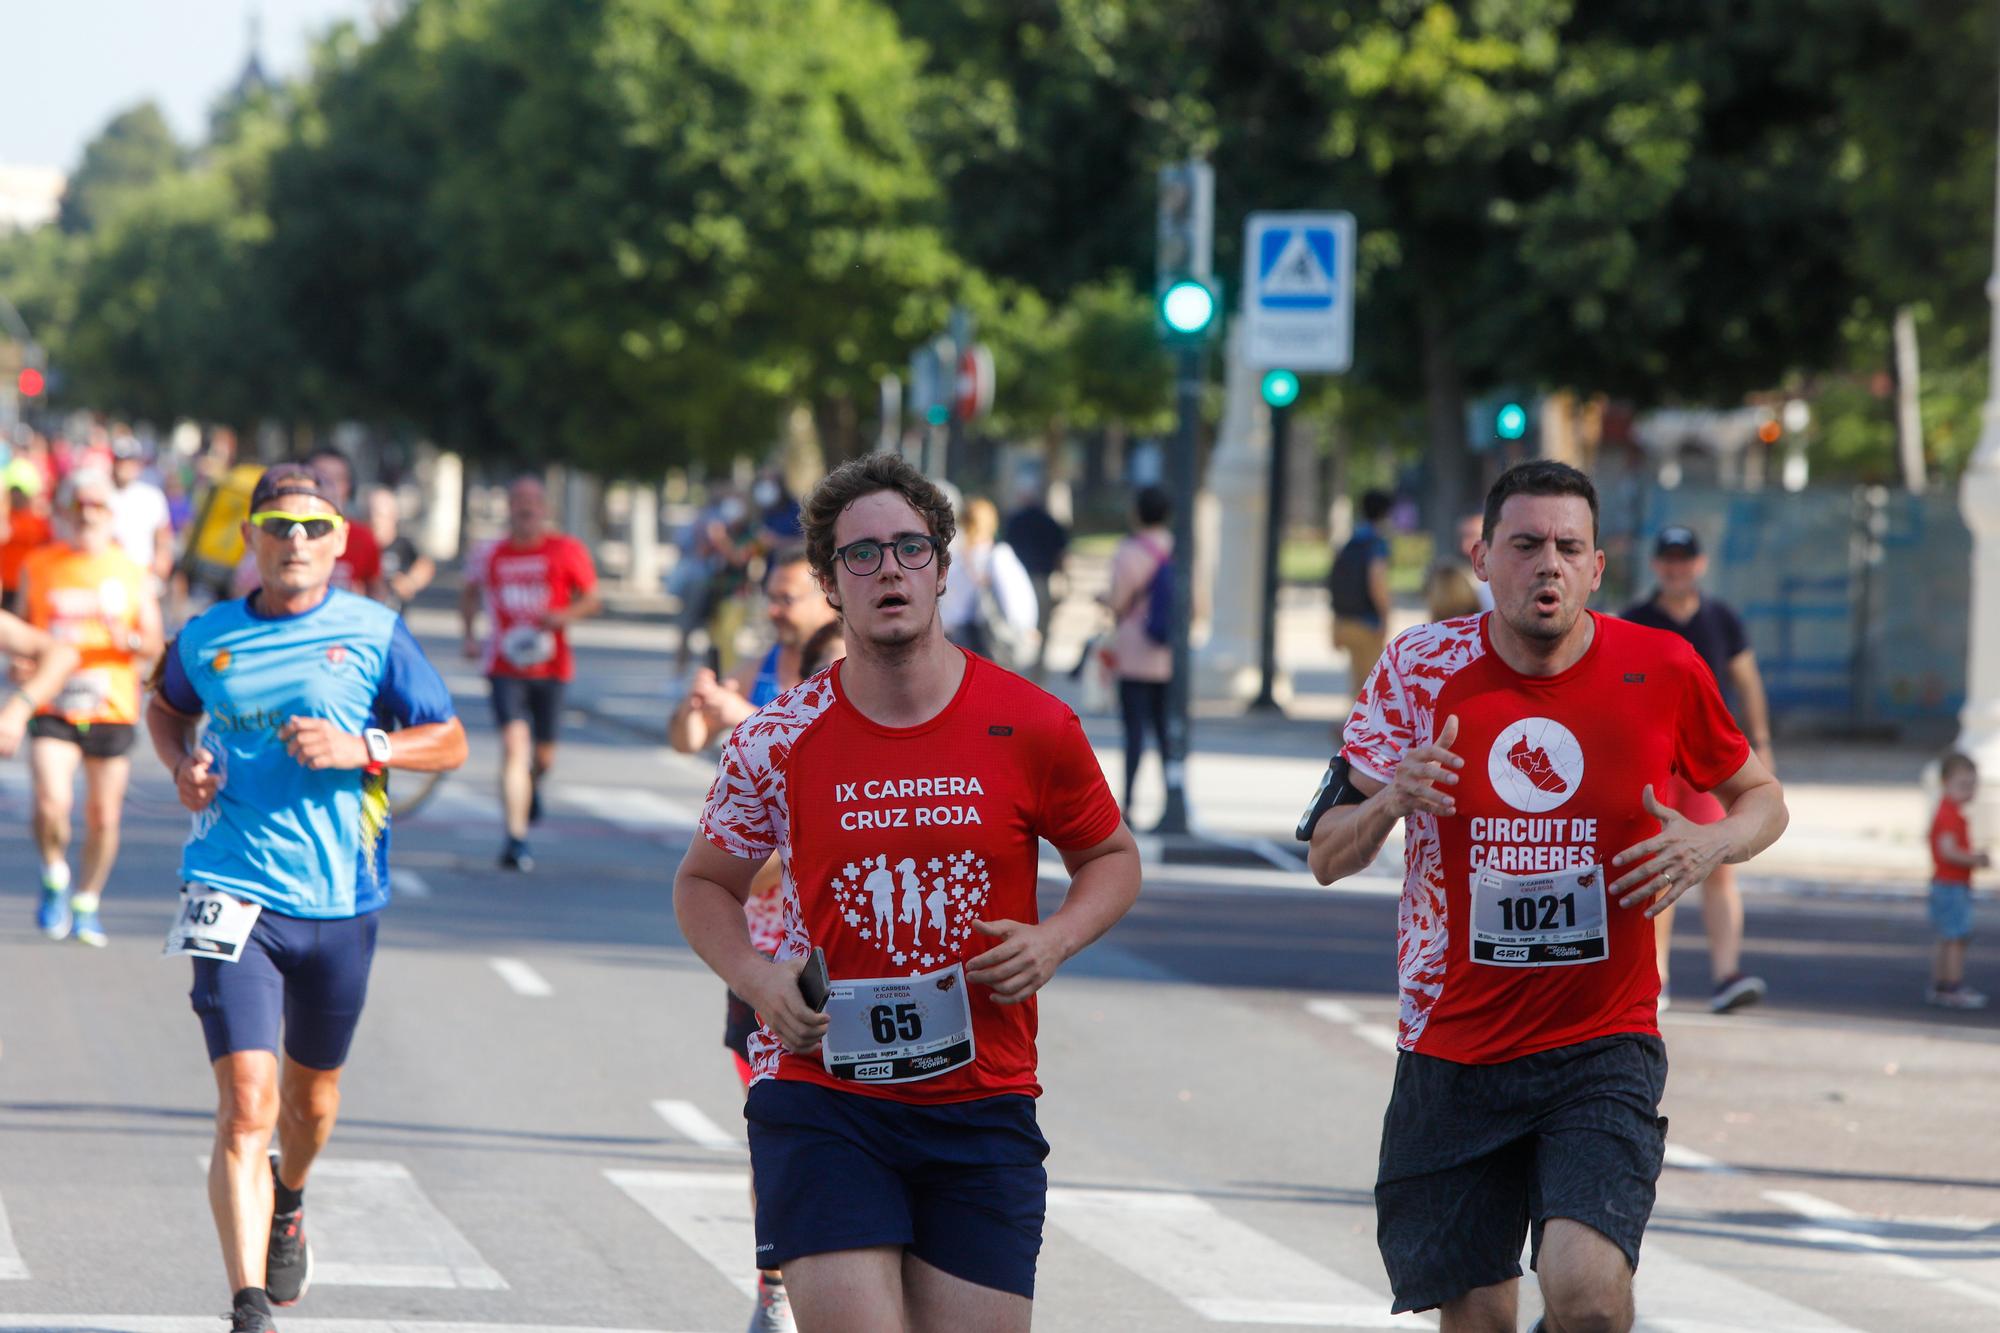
left=1623, top=525, right=1773, bottom=1013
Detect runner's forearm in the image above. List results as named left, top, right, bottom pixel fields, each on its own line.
left=145, top=694, right=202, bottom=771
left=1717, top=779, right=1787, bottom=864
left=385, top=719, right=468, bottom=773
left=675, top=872, right=771, bottom=995
left=12, top=639, right=79, bottom=713
left=1309, top=790, right=1400, bottom=885
left=666, top=696, right=712, bottom=753
left=1045, top=840, right=1142, bottom=960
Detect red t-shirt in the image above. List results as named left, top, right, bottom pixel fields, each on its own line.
left=1342, top=612, right=1749, bottom=1065
left=1933, top=798, right=1973, bottom=885
left=333, top=522, right=381, bottom=595
left=470, top=534, right=597, bottom=681
left=697, top=651, right=1122, bottom=1104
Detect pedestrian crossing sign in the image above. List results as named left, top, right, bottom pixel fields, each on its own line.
left=1242, top=211, right=1355, bottom=372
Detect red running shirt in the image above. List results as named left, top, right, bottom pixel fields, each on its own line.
left=469, top=534, right=597, bottom=682
left=698, top=651, right=1122, bottom=1104
left=1932, top=798, right=1973, bottom=885
left=1342, top=612, right=1749, bottom=1064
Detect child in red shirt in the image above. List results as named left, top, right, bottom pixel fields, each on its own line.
left=1929, top=752, right=1992, bottom=1009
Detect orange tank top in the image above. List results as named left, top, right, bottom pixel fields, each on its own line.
left=21, top=543, right=148, bottom=725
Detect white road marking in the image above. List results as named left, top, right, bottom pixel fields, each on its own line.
left=1663, top=1143, right=1735, bottom=1175
left=652, top=1098, right=744, bottom=1153
left=389, top=868, right=432, bottom=899
left=0, top=1189, right=26, bottom=1279
left=1763, top=1190, right=2000, bottom=1309
left=1635, top=1239, right=1868, bottom=1332
left=560, top=784, right=700, bottom=833
left=0, top=1312, right=680, bottom=1320
left=1046, top=1187, right=1428, bottom=1328
left=1304, top=997, right=1403, bottom=1055
left=1040, top=858, right=1401, bottom=895
left=192, top=1157, right=505, bottom=1290
left=606, top=1168, right=758, bottom=1298
left=488, top=957, right=553, bottom=997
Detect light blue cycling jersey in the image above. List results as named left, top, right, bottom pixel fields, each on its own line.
left=159, top=590, right=455, bottom=919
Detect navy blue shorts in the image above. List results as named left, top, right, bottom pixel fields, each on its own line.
left=1375, top=1033, right=1668, bottom=1314
left=487, top=675, right=566, bottom=745
left=745, top=1079, right=1049, bottom=1299
left=190, top=908, right=381, bottom=1069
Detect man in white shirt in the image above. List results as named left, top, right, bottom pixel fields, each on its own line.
left=109, top=436, right=174, bottom=584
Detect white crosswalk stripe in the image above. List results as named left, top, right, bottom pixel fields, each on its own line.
left=652, top=1098, right=745, bottom=1153
left=605, top=1168, right=759, bottom=1298
left=1636, top=1240, right=1870, bottom=1332
left=1046, top=1186, right=1428, bottom=1327
left=195, top=1157, right=506, bottom=1290
left=0, top=1188, right=26, bottom=1280
left=0, top=1322, right=681, bottom=1332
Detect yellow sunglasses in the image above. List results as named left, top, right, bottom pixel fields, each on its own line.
left=248, top=510, right=347, bottom=540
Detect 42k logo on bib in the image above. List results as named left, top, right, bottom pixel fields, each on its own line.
left=1487, top=718, right=1584, bottom=813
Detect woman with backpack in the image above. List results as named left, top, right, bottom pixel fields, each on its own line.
left=1102, top=485, right=1175, bottom=817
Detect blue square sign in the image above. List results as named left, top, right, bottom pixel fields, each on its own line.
left=1243, top=211, right=1355, bottom=372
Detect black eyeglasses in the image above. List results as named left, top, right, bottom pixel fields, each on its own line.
left=832, top=533, right=939, bottom=577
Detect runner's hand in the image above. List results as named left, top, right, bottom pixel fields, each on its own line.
left=281, top=717, right=368, bottom=771
left=748, top=956, right=830, bottom=1054
left=1382, top=714, right=1463, bottom=820
left=967, top=919, right=1067, bottom=1005
left=174, top=750, right=222, bottom=812
left=1608, top=784, right=1732, bottom=916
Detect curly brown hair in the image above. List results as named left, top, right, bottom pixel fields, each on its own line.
left=800, top=454, right=956, bottom=582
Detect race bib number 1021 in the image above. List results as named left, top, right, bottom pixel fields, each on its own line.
left=1470, top=863, right=1608, bottom=967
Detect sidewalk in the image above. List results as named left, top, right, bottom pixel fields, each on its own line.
left=569, top=560, right=1943, bottom=900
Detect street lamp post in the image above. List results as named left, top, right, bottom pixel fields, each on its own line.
left=1958, top=66, right=2000, bottom=835
left=1157, top=343, right=1204, bottom=835
left=1250, top=369, right=1300, bottom=713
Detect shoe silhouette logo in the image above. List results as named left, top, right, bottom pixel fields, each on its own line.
left=1507, top=736, right=1570, bottom=795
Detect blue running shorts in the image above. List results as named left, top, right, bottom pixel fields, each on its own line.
left=190, top=907, right=381, bottom=1069
left=745, top=1079, right=1049, bottom=1299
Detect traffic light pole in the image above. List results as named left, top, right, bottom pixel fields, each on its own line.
left=1248, top=399, right=1291, bottom=714
left=1157, top=344, right=1204, bottom=836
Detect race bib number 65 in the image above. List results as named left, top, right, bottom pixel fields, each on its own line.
left=1470, top=863, right=1608, bottom=967
left=821, top=963, right=975, bottom=1084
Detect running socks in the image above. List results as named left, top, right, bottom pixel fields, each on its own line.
left=41, top=861, right=69, bottom=892
left=272, top=1160, right=304, bottom=1215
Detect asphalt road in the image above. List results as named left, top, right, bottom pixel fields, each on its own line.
left=0, top=611, right=1996, bottom=1332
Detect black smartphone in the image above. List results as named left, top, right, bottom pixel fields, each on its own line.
left=797, top=947, right=831, bottom=1013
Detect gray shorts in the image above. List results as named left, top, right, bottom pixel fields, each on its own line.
left=1375, top=1033, right=1668, bottom=1314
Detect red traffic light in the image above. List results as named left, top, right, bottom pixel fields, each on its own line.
left=1756, top=418, right=1782, bottom=444
left=16, top=368, right=44, bottom=398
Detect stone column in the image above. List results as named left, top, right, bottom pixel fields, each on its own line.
left=1195, top=323, right=1279, bottom=702
left=418, top=448, right=464, bottom=561
left=627, top=482, right=662, bottom=590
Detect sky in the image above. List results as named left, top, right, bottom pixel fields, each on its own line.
left=1, top=1, right=376, bottom=174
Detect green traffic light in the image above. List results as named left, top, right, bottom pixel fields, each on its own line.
left=1260, top=370, right=1300, bottom=409
left=1495, top=402, right=1528, bottom=440
left=1160, top=279, right=1217, bottom=336
left=925, top=404, right=949, bottom=426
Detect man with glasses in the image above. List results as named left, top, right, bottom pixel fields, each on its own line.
left=675, top=453, right=1141, bottom=1331
left=146, top=463, right=467, bottom=1331
left=460, top=474, right=600, bottom=871
left=19, top=467, right=163, bottom=945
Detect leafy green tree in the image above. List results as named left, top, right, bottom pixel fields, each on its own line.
left=56, top=102, right=183, bottom=235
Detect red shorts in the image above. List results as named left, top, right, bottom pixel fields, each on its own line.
left=1663, top=772, right=1725, bottom=824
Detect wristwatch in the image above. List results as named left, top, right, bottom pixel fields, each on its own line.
left=363, top=727, right=392, bottom=775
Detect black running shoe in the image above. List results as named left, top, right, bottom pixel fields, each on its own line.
left=266, top=1200, right=313, bottom=1306
left=528, top=776, right=544, bottom=825
left=230, top=1304, right=278, bottom=1333
left=499, top=837, right=535, bottom=872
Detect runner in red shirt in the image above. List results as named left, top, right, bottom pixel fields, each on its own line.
left=458, top=475, right=600, bottom=871
left=675, top=453, right=1140, bottom=1331
left=1301, top=461, right=1786, bottom=1330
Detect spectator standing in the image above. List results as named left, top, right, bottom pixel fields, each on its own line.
left=1104, top=486, right=1174, bottom=817
left=1621, top=525, right=1773, bottom=1013
left=368, top=486, right=435, bottom=611
left=1328, top=489, right=1393, bottom=698
left=1005, top=487, right=1070, bottom=678
left=941, top=496, right=1038, bottom=668
left=1928, top=753, right=1991, bottom=1009
left=109, top=434, right=175, bottom=584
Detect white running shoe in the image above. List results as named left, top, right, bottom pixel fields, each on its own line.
left=748, top=1272, right=796, bottom=1333
left=1926, top=984, right=1989, bottom=1010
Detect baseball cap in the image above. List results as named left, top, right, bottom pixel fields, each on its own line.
left=250, top=462, right=339, bottom=512
left=110, top=435, right=148, bottom=461
left=1654, top=525, right=1701, bottom=557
